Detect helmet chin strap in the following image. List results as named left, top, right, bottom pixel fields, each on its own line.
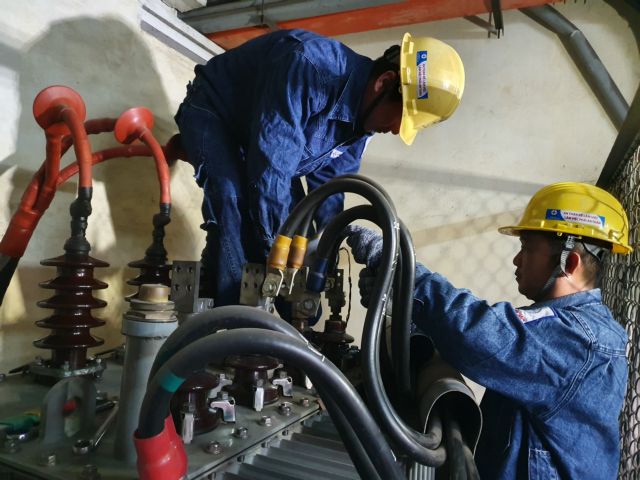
left=535, top=235, right=576, bottom=301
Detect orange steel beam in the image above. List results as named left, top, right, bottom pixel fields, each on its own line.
left=205, top=0, right=557, bottom=50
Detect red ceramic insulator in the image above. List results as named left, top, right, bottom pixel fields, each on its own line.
left=134, top=416, right=187, bottom=480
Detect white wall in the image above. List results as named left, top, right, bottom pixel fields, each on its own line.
left=336, top=1, right=640, bottom=347
left=0, top=0, right=638, bottom=372
left=0, top=0, right=203, bottom=370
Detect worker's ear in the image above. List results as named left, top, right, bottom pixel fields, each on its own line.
left=563, top=251, right=581, bottom=276
left=374, top=70, right=398, bottom=94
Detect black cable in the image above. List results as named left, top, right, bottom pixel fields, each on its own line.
left=145, top=305, right=384, bottom=480
left=442, top=407, right=468, bottom=480
left=139, top=329, right=404, bottom=480
left=278, top=175, right=446, bottom=464
left=392, top=220, right=415, bottom=397
left=463, top=443, right=481, bottom=480
left=297, top=209, right=316, bottom=237
left=319, top=386, right=382, bottom=480
left=148, top=305, right=306, bottom=380
left=279, top=176, right=395, bottom=238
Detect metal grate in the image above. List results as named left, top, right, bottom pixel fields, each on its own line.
left=601, top=144, right=640, bottom=479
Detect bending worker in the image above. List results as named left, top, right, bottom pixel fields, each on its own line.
left=347, top=182, right=630, bottom=479
left=175, top=29, right=464, bottom=305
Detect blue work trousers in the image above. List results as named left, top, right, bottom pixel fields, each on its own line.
left=175, top=96, right=264, bottom=306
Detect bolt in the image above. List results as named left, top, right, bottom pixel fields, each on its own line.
left=204, top=441, right=222, bottom=455
left=219, top=391, right=229, bottom=401
left=234, top=426, right=248, bottom=439
left=4, top=438, right=20, bottom=453
left=263, top=282, right=276, bottom=294
left=39, top=452, right=57, bottom=466
left=299, top=397, right=310, bottom=407
left=277, top=370, right=288, bottom=379
left=302, top=299, right=315, bottom=311
left=278, top=402, right=292, bottom=416
left=256, top=378, right=264, bottom=387
left=282, top=429, right=290, bottom=436
left=259, top=415, right=272, bottom=427
left=62, top=361, right=70, bottom=372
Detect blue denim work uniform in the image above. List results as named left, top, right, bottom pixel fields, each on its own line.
left=412, top=264, right=628, bottom=479
left=175, top=29, right=373, bottom=305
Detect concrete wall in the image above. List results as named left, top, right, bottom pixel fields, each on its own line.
left=0, top=0, right=638, bottom=372
left=0, top=0, right=204, bottom=371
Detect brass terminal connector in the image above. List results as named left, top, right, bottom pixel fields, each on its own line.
left=287, top=235, right=308, bottom=270
left=266, top=235, right=292, bottom=271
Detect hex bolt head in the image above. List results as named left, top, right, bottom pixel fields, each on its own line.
left=234, top=426, right=248, bottom=439
left=4, top=438, right=20, bottom=453
left=277, top=370, right=288, bottom=379
left=220, top=391, right=229, bottom=401
left=299, top=397, right=310, bottom=407
left=259, top=415, right=272, bottom=427
left=204, top=441, right=222, bottom=455
left=278, top=402, right=292, bottom=416
left=39, top=452, right=57, bottom=466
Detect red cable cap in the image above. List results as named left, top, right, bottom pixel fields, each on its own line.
left=134, top=416, right=187, bottom=480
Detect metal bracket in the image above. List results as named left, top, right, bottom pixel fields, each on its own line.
left=464, top=0, right=503, bottom=38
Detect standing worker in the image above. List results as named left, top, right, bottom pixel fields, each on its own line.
left=175, top=29, right=465, bottom=306
left=347, top=182, right=630, bottom=479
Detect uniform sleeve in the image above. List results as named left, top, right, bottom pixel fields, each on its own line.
left=245, top=50, right=327, bottom=253
left=305, top=137, right=369, bottom=230
left=412, top=264, right=588, bottom=413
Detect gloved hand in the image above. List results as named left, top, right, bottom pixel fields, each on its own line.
left=358, top=266, right=376, bottom=308
left=345, top=225, right=384, bottom=269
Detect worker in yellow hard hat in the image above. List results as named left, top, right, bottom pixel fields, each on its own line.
left=346, top=182, right=631, bottom=479
left=174, top=29, right=464, bottom=307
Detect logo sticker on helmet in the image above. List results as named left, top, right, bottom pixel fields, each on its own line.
left=545, top=209, right=605, bottom=228
left=416, top=50, right=428, bottom=99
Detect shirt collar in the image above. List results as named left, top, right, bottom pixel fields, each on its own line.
left=327, top=56, right=373, bottom=125
left=529, top=288, right=602, bottom=309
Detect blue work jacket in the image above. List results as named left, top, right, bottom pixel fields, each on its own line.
left=189, top=29, right=373, bottom=246
left=412, top=264, right=628, bottom=479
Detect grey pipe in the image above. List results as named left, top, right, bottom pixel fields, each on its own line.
left=113, top=285, right=178, bottom=463
left=521, top=5, right=629, bottom=130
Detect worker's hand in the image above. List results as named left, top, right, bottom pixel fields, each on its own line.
left=345, top=225, right=383, bottom=269
left=358, top=266, right=377, bottom=308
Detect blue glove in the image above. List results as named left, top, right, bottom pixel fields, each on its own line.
left=358, top=266, right=376, bottom=308
left=345, top=225, right=384, bottom=269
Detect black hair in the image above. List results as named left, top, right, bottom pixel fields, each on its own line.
left=369, top=45, right=402, bottom=102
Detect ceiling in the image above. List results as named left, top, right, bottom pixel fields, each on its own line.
left=175, top=0, right=558, bottom=50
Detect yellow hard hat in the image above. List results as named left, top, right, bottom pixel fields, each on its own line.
left=499, top=182, right=632, bottom=254
left=399, top=33, right=465, bottom=146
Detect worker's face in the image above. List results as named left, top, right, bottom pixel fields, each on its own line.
left=512, top=231, right=558, bottom=301
left=362, top=71, right=403, bottom=135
